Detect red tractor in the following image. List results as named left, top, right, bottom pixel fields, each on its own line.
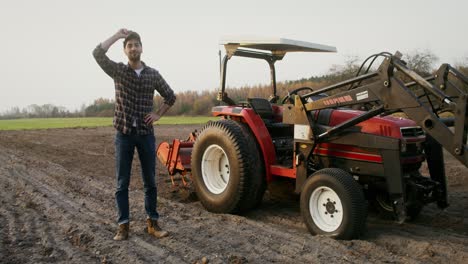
left=157, top=38, right=468, bottom=239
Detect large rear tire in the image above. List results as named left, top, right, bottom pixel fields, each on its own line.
left=300, top=168, right=367, bottom=239
left=191, top=120, right=264, bottom=214
left=237, top=122, right=266, bottom=210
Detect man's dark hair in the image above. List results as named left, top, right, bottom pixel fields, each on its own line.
left=123, top=32, right=142, bottom=48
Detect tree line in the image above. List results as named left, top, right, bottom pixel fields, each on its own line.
left=1, top=51, right=467, bottom=119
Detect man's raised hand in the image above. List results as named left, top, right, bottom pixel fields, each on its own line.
left=115, top=28, right=130, bottom=39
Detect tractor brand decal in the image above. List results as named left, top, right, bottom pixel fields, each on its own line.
left=356, top=91, right=369, bottom=101
left=322, top=95, right=353, bottom=106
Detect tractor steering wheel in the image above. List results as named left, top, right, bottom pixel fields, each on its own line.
left=281, top=87, right=314, bottom=104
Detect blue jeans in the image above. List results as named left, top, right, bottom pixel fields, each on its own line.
left=115, top=131, right=159, bottom=224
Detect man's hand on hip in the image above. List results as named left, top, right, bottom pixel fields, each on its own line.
left=144, top=113, right=161, bottom=125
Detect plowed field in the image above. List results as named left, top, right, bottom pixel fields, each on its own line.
left=0, top=125, right=467, bottom=263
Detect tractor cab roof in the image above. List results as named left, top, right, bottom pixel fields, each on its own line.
left=217, top=37, right=337, bottom=105
left=220, top=37, right=337, bottom=59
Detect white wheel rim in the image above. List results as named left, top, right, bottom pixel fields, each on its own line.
left=201, top=144, right=230, bottom=194
left=309, top=186, right=343, bottom=232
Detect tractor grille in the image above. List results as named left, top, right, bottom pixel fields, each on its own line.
left=400, top=127, right=424, bottom=138
left=400, top=126, right=425, bottom=164
left=405, top=144, right=419, bottom=153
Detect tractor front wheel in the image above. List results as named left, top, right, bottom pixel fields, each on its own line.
left=300, top=168, right=367, bottom=239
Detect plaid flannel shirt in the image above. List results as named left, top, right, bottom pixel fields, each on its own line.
left=93, top=44, right=176, bottom=135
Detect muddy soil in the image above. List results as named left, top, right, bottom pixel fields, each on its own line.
left=0, top=125, right=467, bottom=264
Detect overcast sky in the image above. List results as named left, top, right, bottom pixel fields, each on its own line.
left=1, top=0, right=467, bottom=113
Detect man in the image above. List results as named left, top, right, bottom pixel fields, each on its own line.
left=93, top=28, right=176, bottom=241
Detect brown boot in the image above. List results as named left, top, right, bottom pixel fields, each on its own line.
left=113, top=223, right=129, bottom=241
left=146, top=219, right=169, bottom=238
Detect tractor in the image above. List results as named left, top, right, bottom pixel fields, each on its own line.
left=157, top=38, right=468, bottom=239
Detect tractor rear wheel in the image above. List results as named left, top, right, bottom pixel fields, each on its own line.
left=237, top=122, right=266, bottom=210
left=300, top=168, right=367, bottom=239
left=191, top=119, right=264, bottom=214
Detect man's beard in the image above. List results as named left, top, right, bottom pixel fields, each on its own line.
left=128, top=53, right=141, bottom=62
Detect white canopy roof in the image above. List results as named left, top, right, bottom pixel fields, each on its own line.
left=220, top=36, right=337, bottom=56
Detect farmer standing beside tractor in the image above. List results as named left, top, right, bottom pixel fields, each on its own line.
left=93, top=28, right=176, bottom=241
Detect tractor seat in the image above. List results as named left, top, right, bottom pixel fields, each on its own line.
left=247, top=97, right=292, bottom=131
left=248, top=98, right=274, bottom=120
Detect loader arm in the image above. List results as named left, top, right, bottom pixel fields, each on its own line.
left=293, top=53, right=467, bottom=167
